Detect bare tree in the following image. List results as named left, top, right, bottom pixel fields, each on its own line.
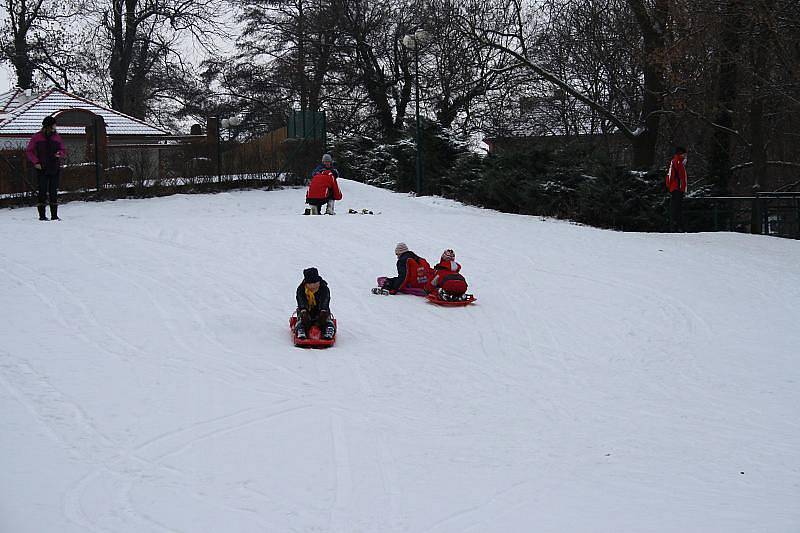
left=681, top=0, right=800, bottom=192
left=332, top=0, right=417, bottom=138
left=421, top=0, right=505, bottom=131
left=77, top=0, right=226, bottom=117
left=237, top=0, right=342, bottom=114
left=460, top=0, right=677, bottom=168
left=0, top=0, right=80, bottom=89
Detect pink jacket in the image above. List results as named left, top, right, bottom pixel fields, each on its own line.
left=26, top=131, right=66, bottom=171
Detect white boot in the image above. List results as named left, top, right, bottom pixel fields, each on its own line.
left=325, top=200, right=336, bottom=215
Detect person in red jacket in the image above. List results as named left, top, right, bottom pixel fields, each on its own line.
left=26, top=116, right=66, bottom=221
left=666, top=146, right=688, bottom=232
left=306, top=168, right=342, bottom=215
left=310, top=153, right=340, bottom=214
left=380, top=242, right=432, bottom=294
left=426, top=249, right=468, bottom=300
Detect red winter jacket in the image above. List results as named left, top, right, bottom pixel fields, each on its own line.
left=426, top=260, right=468, bottom=295
left=666, top=154, right=687, bottom=193
left=307, top=170, right=342, bottom=201
left=384, top=251, right=432, bottom=293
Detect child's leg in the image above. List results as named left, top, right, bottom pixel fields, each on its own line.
left=315, top=310, right=331, bottom=328
left=298, top=309, right=312, bottom=329
left=316, top=310, right=335, bottom=338
left=308, top=199, right=325, bottom=215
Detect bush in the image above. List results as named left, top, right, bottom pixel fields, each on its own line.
left=331, top=130, right=675, bottom=232
left=575, top=167, right=667, bottom=231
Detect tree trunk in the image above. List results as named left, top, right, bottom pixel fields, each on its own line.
left=708, top=0, right=744, bottom=195
left=109, top=0, right=137, bottom=114
left=356, top=42, right=399, bottom=139
left=12, top=33, right=34, bottom=90
left=749, top=0, right=772, bottom=190
left=308, top=37, right=333, bottom=112
left=391, top=55, right=412, bottom=131
left=627, top=0, right=667, bottom=169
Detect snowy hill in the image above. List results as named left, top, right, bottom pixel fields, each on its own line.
left=1, top=179, right=798, bottom=532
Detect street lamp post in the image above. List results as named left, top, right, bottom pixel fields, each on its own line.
left=402, top=29, right=431, bottom=196
left=218, top=115, right=241, bottom=180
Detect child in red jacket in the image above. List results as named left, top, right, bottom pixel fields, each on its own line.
left=306, top=169, right=342, bottom=215
left=426, top=249, right=468, bottom=300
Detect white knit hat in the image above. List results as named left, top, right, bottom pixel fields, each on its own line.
left=395, top=242, right=409, bottom=255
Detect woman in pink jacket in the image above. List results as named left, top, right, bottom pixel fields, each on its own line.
left=26, top=115, right=66, bottom=221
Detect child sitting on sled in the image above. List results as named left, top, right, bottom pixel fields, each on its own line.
left=377, top=242, right=432, bottom=294
left=295, top=267, right=336, bottom=340
left=426, top=249, right=469, bottom=301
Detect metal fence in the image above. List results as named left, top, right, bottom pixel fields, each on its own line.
left=0, top=127, right=327, bottom=207
left=685, top=192, right=800, bottom=238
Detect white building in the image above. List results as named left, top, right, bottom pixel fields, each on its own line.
left=0, top=87, right=169, bottom=159
left=0, top=88, right=176, bottom=193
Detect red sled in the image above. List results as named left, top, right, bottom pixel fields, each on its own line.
left=426, top=293, right=477, bottom=306
left=289, top=314, right=337, bottom=348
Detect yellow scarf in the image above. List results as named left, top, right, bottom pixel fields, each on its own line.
left=305, top=286, right=317, bottom=309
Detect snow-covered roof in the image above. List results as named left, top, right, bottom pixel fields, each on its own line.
left=0, top=88, right=169, bottom=137
left=0, top=88, right=34, bottom=114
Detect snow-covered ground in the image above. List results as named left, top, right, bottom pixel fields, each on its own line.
left=1, top=180, right=798, bottom=533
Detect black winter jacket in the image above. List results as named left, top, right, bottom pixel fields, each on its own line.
left=385, top=251, right=422, bottom=291
left=296, top=280, right=331, bottom=317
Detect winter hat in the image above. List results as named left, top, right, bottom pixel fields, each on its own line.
left=395, top=242, right=409, bottom=255
left=303, top=267, right=322, bottom=283
left=42, top=116, right=56, bottom=128
left=441, top=249, right=455, bottom=262
left=322, top=153, right=333, bottom=163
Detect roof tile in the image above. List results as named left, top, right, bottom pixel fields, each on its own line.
left=0, top=88, right=169, bottom=136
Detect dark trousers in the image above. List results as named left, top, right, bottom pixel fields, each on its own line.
left=306, top=198, right=326, bottom=214
left=37, top=171, right=60, bottom=206
left=670, top=190, right=684, bottom=231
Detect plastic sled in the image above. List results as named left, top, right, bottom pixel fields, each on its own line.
left=375, top=276, right=427, bottom=297
left=289, top=314, right=337, bottom=348
left=426, top=293, right=476, bottom=306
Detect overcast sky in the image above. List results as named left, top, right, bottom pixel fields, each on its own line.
left=0, top=4, right=10, bottom=92
left=1, top=64, right=12, bottom=92
left=0, top=19, right=237, bottom=96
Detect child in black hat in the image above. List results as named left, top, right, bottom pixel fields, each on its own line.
left=295, top=267, right=335, bottom=340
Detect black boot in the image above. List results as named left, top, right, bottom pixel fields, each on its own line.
left=37, top=205, right=48, bottom=221
left=50, top=204, right=59, bottom=221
